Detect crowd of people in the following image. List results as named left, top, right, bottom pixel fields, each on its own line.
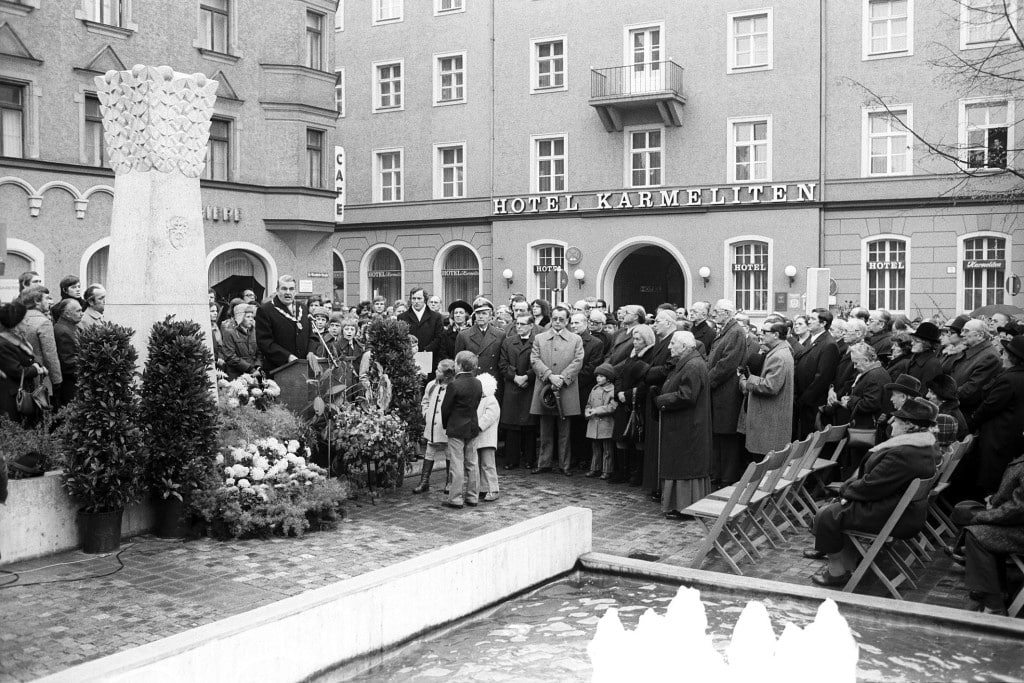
left=4, top=269, right=1022, bottom=612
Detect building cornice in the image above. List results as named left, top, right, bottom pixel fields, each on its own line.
left=259, top=63, right=336, bottom=83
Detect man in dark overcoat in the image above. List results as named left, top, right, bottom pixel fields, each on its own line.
left=498, top=314, right=538, bottom=469
left=969, top=336, right=1024, bottom=496
left=397, top=287, right=444, bottom=362
left=441, top=351, right=482, bottom=508
left=951, top=319, right=1002, bottom=424
left=706, top=300, right=747, bottom=486
left=254, top=275, right=309, bottom=371
left=793, top=307, right=839, bottom=439
left=569, top=311, right=605, bottom=469
left=456, top=297, right=504, bottom=383
left=641, top=309, right=678, bottom=496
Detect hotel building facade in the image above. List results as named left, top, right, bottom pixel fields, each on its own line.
left=333, top=0, right=1022, bottom=320
left=0, top=0, right=341, bottom=303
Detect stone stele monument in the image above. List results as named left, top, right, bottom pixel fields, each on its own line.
left=93, top=65, right=219, bottom=364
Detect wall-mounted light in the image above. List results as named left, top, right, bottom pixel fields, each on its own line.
left=502, top=268, right=514, bottom=287
left=784, top=265, right=798, bottom=287
left=698, top=266, right=711, bottom=287
left=573, top=268, right=586, bottom=288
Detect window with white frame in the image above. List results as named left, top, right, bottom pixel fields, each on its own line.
left=307, top=129, right=324, bottom=188
left=865, top=239, right=907, bottom=311
left=435, top=53, right=466, bottom=105
left=334, top=69, right=345, bottom=116
left=864, top=107, right=912, bottom=176
left=627, top=128, right=662, bottom=187
left=962, top=99, right=1011, bottom=169
left=865, top=0, right=911, bottom=58
left=367, top=248, right=402, bottom=303
left=961, top=0, right=1016, bottom=48
left=306, top=11, right=324, bottom=70
left=963, top=235, right=1006, bottom=309
left=533, top=135, right=566, bottom=193
left=374, top=61, right=403, bottom=111
left=374, top=149, right=403, bottom=202
left=84, top=94, right=104, bottom=167
left=728, top=9, right=772, bottom=72
left=87, top=0, right=125, bottom=26
left=729, top=117, right=770, bottom=182
left=731, top=241, right=769, bottom=313
left=374, top=0, right=402, bottom=24
left=204, top=117, right=230, bottom=181
left=200, top=0, right=229, bottom=53
left=534, top=244, right=566, bottom=307
left=532, top=38, right=565, bottom=92
left=435, top=0, right=464, bottom=15
left=0, top=81, right=24, bottom=158
left=434, top=144, right=465, bottom=199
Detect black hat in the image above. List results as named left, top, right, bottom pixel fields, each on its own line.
left=595, top=363, right=617, bottom=381
left=911, top=322, right=941, bottom=344
left=541, top=383, right=560, bottom=410
left=0, top=302, right=27, bottom=330
left=884, top=373, right=921, bottom=397
left=1002, top=335, right=1024, bottom=362
left=998, top=320, right=1024, bottom=337
left=447, top=299, right=472, bottom=316
left=926, top=374, right=957, bottom=402
left=892, top=396, right=938, bottom=425
left=942, top=314, right=970, bottom=334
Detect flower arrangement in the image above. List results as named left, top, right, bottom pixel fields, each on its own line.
left=217, top=370, right=281, bottom=411
left=328, top=402, right=412, bottom=488
left=190, top=436, right=348, bottom=538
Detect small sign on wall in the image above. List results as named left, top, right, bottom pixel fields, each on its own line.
left=298, top=279, right=314, bottom=293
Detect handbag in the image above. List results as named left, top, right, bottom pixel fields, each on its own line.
left=623, top=406, right=645, bottom=443
left=16, top=370, right=36, bottom=416
left=847, top=427, right=877, bottom=448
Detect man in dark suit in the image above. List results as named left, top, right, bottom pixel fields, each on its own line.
left=641, top=309, right=678, bottom=494
left=952, top=319, right=1002, bottom=424
left=569, top=311, right=605, bottom=469
left=456, top=297, right=504, bottom=381
left=866, top=308, right=894, bottom=365
left=254, top=275, right=309, bottom=371
left=707, top=300, right=748, bottom=486
left=793, top=307, right=840, bottom=439
left=689, top=301, right=716, bottom=354
left=397, top=287, right=444, bottom=366
left=441, top=350, right=482, bottom=509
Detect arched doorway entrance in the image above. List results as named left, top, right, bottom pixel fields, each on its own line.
left=208, top=249, right=270, bottom=304
left=612, top=245, right=685, bottom=312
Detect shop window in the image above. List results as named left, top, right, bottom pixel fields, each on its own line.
left=626, top=126, right=662, bottom=188
left=864, top=107, right=912, bottom=176
left=332, top=252, right=345, bottom=303
left=373, top=61, right=403, bottom=112
left=728, top=9, right=772, bottom=73
left=731, top=241, right=769, bottom=313
left=84, top=93, right=104, bottom=167
left=434, top=52, right=466, bottom=105
left=960, top=0, right=1016, bottom=49
left=534, top=244, right=566, bottom=308
left=728, top=116, right=770, bottom=183
left=0, top=81, right=25, bottom=158
left=374, top=148, right=403, bottom=202
left=961, top=98, right=1011, bottom=170
left=864, top=0, right=911, bottom=58
left=962, top=235, right=1006, bottom=310
left=367, top=248, right=402, bottom=302
left=531, top=37, right=566, bottom=92
left=434, top=143, right=465, bottom=199
left=203, top=117, right=231, bottom=181
left=86, top=245, right=109, bottom=286
left=441, top=245, right=479, bottom=305
left=374, top=0, right=402, bottom=24
left=865, top=238, right=907, bottom=311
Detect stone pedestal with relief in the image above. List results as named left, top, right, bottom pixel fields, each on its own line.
left=93, top=65, right=219, bottom=364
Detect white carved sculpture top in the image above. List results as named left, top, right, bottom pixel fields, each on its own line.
left=93, top=65, right=219, bottom=178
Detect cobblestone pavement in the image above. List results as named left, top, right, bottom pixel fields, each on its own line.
left=0, top=466, right=979, bottom=682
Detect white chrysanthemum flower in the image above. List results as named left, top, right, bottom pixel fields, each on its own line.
left=287, top=440, right=300, bottom=453
left=226, top=397, right=240, bottom=408
left=238, top=479, right=252, bottom=488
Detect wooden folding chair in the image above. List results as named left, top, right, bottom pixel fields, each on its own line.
left=924, top=435, right=974, bottom=546
left=683, top=456, right=772, bottom=575
left=793, top=424, right=848, bottom=522
left=1009, top=555, right=1024, bottom=617
left=770, top=434, right=817, bottom=530
left=842, top=472, right=940, bottom=600
left=708, top=444, right=793, bottom=548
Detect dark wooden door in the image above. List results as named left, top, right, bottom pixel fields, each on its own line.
left=613, top=246, right=684, bottom=312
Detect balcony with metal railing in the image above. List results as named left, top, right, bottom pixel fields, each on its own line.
left=589, top=60, right=685, bottom=132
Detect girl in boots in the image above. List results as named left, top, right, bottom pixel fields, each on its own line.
left=416, top=359, right=457, bottom=494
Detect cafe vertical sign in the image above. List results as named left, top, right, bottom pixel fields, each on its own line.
left=335, top=146, right=345, bottom=222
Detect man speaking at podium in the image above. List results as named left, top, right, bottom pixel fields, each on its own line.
left=255, top=275, right=310, bottom=372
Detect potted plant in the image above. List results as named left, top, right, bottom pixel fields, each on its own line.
left=62, top=323, right=144, bottom=553
left=140, top=316, right=220, bottom=537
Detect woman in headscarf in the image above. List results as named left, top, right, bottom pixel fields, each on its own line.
left=610, top=323, right=656, bottom=484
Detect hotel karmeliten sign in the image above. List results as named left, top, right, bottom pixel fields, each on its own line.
left=492, top=183, right=817, bottom=215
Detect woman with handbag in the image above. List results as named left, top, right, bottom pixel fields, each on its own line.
left=0, top=302, right=47, bottom=423
left=825, top=342, right=889, bottom=477
left=610, top=324, right=656, bottom=485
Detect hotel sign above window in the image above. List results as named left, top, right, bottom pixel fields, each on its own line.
left=964, top=260, right=1004, bottom=269
left=493, top=183, right=817, bottom=215
left=867, top=261, right=905, bottom=270
left=732, top=262, right=767, bottom=272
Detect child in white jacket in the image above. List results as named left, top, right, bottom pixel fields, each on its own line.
left=415, top=359, right=457, bottom=494
left=476, top=372, right=501, bottom=502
